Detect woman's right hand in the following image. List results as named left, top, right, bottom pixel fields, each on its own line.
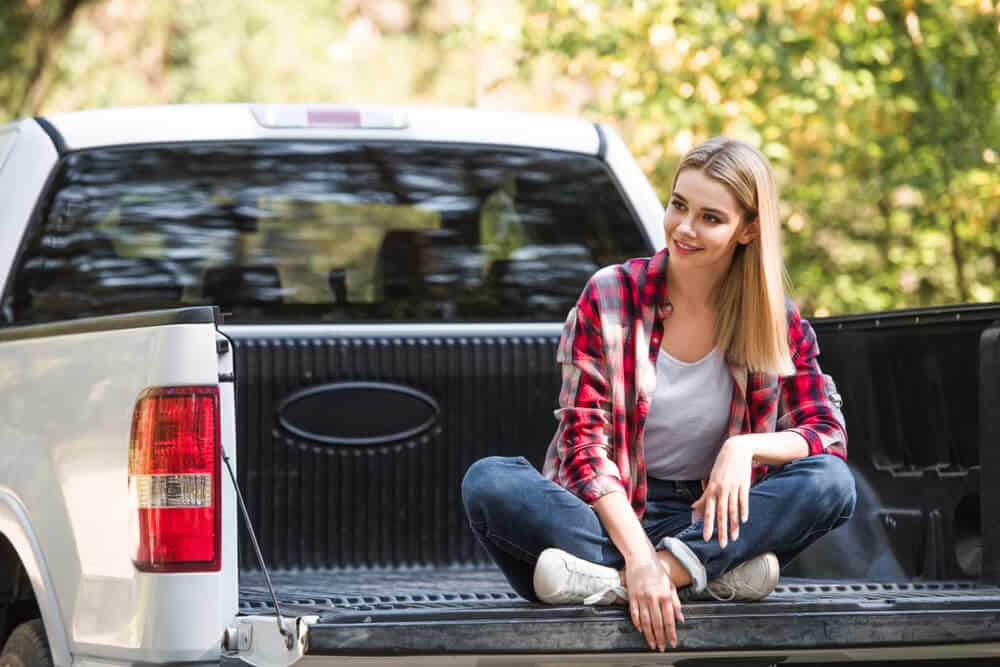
left=589, top=493, right=685, bottom=651
left=625, top=554, right=685, bottom=651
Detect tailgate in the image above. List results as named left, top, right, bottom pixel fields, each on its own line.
left=236, top=569, right=1000, bottom=658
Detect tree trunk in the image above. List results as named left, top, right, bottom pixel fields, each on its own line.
left=890, top=6, right=969, bottom=302
left=15, top=0, right=92, bottom=117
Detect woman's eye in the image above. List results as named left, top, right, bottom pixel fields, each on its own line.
left=671, top=200, right=686, bottom=211
left=705, top=214, right=721, bottom=223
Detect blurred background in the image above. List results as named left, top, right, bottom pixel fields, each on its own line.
left=1, top=0, right=997, bottom=316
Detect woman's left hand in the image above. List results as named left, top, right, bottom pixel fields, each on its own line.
left=691, top=438, right=754, bottom=549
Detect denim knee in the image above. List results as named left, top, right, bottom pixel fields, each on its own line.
left=461, top=456, right=528, bottom=523
left=791, top=455, right=857, bottom=525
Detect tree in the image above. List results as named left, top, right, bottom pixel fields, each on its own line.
left=0, top=0, right=93, bottom=120
left=3, top=0, right=996, bottom=315
left=515, top=0, right=1000, bottom=315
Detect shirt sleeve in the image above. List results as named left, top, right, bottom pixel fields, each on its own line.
left=777, top=301, right=849, bottom=460
left=551, top=277, right=627, bottom=505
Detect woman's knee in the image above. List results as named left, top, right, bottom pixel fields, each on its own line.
left=792, top=455, right=857, bottom=520
left=461, top=456, right=532, bottom=518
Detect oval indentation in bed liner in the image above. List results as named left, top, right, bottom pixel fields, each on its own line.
left=277, top=382, right=439, bottom=446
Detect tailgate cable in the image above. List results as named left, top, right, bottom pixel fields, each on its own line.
left=222, top=449, right=296, bottom=650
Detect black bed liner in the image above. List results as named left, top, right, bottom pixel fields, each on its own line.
left=239, top=567, right=1000, bottom=655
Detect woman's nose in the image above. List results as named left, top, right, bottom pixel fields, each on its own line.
left=676, top=213, right=695, bottom=235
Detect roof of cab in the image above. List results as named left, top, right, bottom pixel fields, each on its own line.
left=40, top=103, right=602, bottom=155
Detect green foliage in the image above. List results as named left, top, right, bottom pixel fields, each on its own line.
left=1, top=0, right=997, bottom=316
left=1, top=0, right=480, bottom=119
left=517, top=0, right=1000, bottom=315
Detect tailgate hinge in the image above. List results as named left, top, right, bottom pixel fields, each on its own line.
left=222, top=615, right=317, bottom=667
left=217, top=332, right=235, bottom=383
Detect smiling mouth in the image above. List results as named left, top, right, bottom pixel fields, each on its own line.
left=674, top=239, right=702, bottom=251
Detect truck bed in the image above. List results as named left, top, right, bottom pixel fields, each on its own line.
left=239, top=567, right=1000, bottom=656
left=228, top=308, right=1000, bottom=659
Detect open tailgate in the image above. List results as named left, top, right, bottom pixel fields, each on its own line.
left=234, top=569, right=1000, bottom=660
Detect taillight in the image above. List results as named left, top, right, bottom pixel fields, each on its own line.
left=128, top=386, right=221, bottom=572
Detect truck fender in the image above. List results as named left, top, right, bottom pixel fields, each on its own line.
left=0, top=489, right=72, bottom=667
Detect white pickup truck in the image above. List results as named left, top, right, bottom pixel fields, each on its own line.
left=0, top=104, right=998, bottom=667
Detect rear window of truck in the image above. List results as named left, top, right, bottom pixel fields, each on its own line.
left=6, top=141, right=649, bottom=323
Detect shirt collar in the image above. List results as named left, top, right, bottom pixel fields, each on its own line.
left=646, top=246, right=671, bottom=320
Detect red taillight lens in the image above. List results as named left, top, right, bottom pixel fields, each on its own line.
left=128, top=386, right=221, bottom=572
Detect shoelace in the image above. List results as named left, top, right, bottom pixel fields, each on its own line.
left=703, top=567, right=773, bottom=602
left=705, top=581, right=738, bottom=602
left=556, top=561, right=628, bottom=605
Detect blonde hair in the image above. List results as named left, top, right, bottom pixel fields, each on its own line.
left=671, top=136, right=795, bottom=376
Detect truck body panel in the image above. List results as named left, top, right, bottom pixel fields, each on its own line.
left=0, top=310, right=237, bottom=663
left=44, top=105, right=601, bottom=155
left=0, top=489, right=72, bottom=666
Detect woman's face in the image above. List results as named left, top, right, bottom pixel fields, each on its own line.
left=664, top=168, right=758, bottom=272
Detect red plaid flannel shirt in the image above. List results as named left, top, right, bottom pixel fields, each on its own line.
left=541, top=247, right=848, bottom=520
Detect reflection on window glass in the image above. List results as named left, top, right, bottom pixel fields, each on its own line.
left=9, top=142, right=649, bottom=323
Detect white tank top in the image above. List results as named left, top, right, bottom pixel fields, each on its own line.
left=643, top=346, right=733, bottom=481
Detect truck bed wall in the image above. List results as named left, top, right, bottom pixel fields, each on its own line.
left=228, top=324, right=562, bottom=570
left=227, top=305, right=1000, bottom=583
left=793, top=309, right=990, bottom=581
left=980, top=324, right=1000, bottom=585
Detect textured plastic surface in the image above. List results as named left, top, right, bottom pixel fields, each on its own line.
left=227, top=305, right=1000, bottom=655
left=240, top=568, right=1000, bottom=616
left=785, top=306, right=1000, bottom=581
left=229, top=329, right=561, bottom=571
left=238, top=569, right=1000, bottom=654
left=981, top=325, right=1000, bottom=584
left=229, top=304, right=1000, bottom=581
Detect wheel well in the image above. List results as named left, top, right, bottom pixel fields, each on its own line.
left=0, top=533, right=40, bottom=650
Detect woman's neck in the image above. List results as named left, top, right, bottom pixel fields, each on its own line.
left=666, top=261, right=724, bottom=313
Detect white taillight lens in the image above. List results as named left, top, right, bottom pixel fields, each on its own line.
left=131, top=474, right=213, bottom=507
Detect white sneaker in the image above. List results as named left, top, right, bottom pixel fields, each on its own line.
left=684, top=552, right=780, bottom=602
left=533, top=548, right=628, bottom=605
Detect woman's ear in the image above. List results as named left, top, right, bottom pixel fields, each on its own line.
left=737, top=217, right=760, bottom=245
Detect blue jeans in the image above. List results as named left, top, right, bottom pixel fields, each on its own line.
left=461, top=454, right=856, bottom=602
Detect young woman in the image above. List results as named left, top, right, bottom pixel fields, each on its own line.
left=461, top=137, right=856, bottom=653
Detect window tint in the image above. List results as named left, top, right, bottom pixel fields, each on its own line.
left=7, top=142, right=649, bottom=323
